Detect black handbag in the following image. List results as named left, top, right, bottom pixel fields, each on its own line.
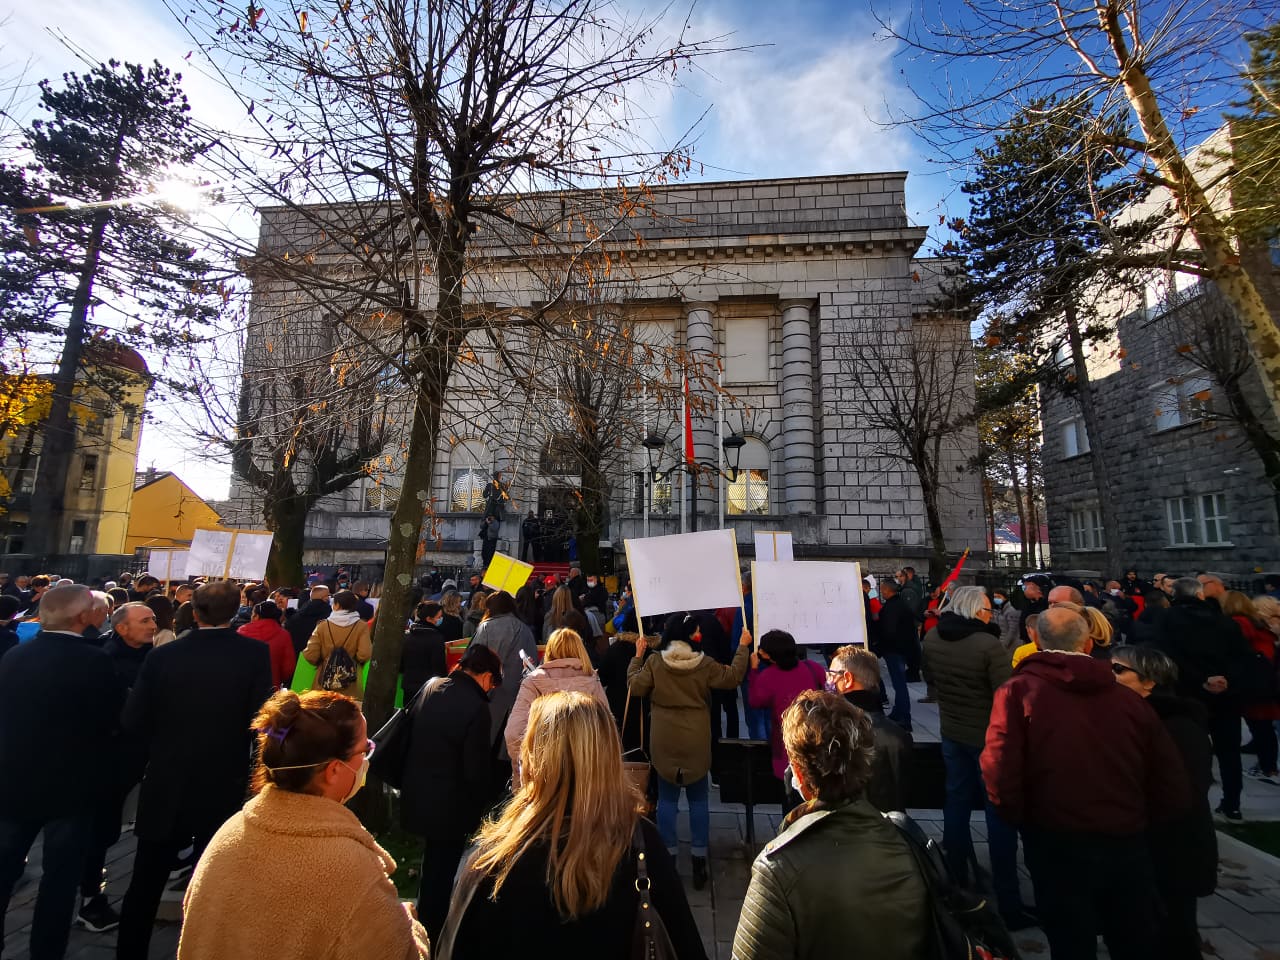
left=368, top=676, right=443, bottom=789
left=630, top=823, right=676, bottom=960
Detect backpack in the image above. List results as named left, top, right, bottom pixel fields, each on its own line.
left=319, top=624, right=360, bottom=691
left=884, top=811, right=1021, bottom=960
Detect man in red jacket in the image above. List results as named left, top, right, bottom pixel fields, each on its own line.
left=982, top=606, right=1191, bottom=960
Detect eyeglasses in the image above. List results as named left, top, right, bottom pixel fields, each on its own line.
left=824, top=669, right=847, bottom=681
left=1111, top=663, right=1143, bottom=680
left=359, top=739, right=377, bottom=760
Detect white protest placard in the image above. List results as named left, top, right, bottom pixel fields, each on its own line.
left=752, top=560, right=868, bottom=647
left=753, top=530, right=794, bottom=562
left=227, top=531, right=274, bottom=580
left=624, top=528, right=742, bottom=623
left=167, top=551, right=188, bottom=582
left=186, top=528, right=236, bottom=577
left=147, top=549, right=184, bottom=581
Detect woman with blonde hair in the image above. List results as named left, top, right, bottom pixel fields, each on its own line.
left=1081, top=606, right=1114, bottom=659
left=439, top=692, right=704, bottom=959
left=177, top=690, right=429, bottom=960
left=1225, top=592, right=1280, bottom=782
left=504, top=628, right=609, bottom=786
left=541, top=585, right=576, bottom=641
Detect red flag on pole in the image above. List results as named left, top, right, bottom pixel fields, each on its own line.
left=938, top=548, right=970, bottom=594
left=682, top=375, right=695, bottom=464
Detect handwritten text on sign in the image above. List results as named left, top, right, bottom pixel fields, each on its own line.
left=752, top=560, right=867, bottom=647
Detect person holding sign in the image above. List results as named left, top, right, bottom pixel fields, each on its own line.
left=627, top=614, right=752, bottom=891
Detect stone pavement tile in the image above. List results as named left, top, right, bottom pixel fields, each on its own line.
left=1200, top=925, right=1271, bottom=960
left=1216, top=882, right=1280, bottom=914
left=1197, top=895, right=1280, bottom=943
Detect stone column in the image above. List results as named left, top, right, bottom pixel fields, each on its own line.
left=780, top=300, right=817, bottom=514
left=684, top=302, right=717, bottom=529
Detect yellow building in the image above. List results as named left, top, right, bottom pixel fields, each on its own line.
left=2, top=342, right=151, bottom=555
left=125, top=470, right=223, bottom=552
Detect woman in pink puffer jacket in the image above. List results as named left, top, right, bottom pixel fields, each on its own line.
left=504, top=627, right=609, bottom=787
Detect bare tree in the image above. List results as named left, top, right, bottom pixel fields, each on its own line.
left=838, top=306, right=976, bottom=582
left=176, top=0, right=726, bottom=741
left=884, top=0, right=1280, bottom=432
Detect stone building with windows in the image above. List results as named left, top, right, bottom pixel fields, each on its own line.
left=229, top=173, right=985, bottom=576
left=1040, top=129, right=1280, bottom=578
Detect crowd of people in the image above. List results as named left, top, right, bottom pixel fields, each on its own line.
left=0, top=559, right=1275, bottom=960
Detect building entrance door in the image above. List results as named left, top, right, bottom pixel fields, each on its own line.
left=536, top=486, right=578, bottom=563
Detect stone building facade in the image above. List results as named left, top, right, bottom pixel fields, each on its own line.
left=1041, top=281, right=1280, bottom=579
left=230, top=173, right=985, bottom=577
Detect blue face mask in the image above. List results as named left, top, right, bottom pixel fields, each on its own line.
left=993, top=597, right=1005, bottom=607
left=823, top=677, right=839, bottom=694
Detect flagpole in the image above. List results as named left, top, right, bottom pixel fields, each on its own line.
left=717, top=370, right=724, bottom=530
left=680, top=375, right=688, bottom=534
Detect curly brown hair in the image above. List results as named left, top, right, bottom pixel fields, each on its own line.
left=782, top=690, right=874, bottom=804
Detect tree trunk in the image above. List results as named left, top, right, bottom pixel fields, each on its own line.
left=1024, top=442, right=1042, bottom=569
left=1116, top=59, right=1280, bottom=438
left=1063, top=300, right=1124, bottom=576
left=1007, top=451, right=1028, bottom=566
left=266, top=497, right=309, bottom=587
left=919, top=471, right=949, bottom=584
left=25, top=208, right=112, bottom=558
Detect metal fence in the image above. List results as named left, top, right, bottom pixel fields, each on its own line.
left=0, top=553, right=145, bottom=583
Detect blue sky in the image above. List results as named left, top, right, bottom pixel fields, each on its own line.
left=0, top=0, right=1261, bottom=499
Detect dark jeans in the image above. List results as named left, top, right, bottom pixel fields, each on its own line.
left=81, top=788, right=127, bottom=898
left=418, top=828, right=468, bottom=947
left=1023, top=829, right=1157, bottom=960
left=711, top=687, right=739, bottom=742
left=117, top=828, right=215, bottom=960
left=1245, top=716, right=1278, bottom=774
left=1207, top=707, right=1242, bottom=812
left=0, top=813, right=94, bottom=960
left=939, top=737, right=1023, bottom=916
left=741, top=673, right=770, bottom=741
left=882, top=653, right=912, bottom=730
left=480, top=538, right=498, bottom=569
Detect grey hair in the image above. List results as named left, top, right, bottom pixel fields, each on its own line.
left=830, top=644, right=881, bottom=690
left=1110, top=644, right=1179, bottom=688
left=110, top=601, right=152, bottom=629
left=1172, top=577, right=1204, bottom=600
left=948, top=585, right=989, bottom=620
left=38, top=584, right=94, bottom=630
left=1038, top=607, right=1090, bottom=652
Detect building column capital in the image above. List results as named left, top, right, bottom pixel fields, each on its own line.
left=778, top=299, right=814, bottom=314
left=683, top=300, right=717, bottom=315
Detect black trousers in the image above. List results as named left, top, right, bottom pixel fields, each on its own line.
left=117, top=827, right=215, bottom=960
left=710, top=687, right=739, bottom=742
left=0, top=813, right=93, bottom=960
left=1207, top=707, right=1242, bottom=812
left=418, top=828, right=469, bottom=947
left=1023, top=829, right=1157, bottom=960
left=1154, top=889, right=1204, bottom=960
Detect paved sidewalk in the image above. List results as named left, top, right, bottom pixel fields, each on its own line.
left=6, top=677, right=1280, bottom=960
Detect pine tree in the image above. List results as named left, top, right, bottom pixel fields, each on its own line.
left=13, top=61, right=220, bottom=556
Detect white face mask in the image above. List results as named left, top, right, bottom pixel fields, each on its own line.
left=586, top=579, right=597, bottom=588
left=341, top=754, right=369, bottom=804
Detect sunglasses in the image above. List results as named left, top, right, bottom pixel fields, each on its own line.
left=1111, top=663, right=1144, bottom=680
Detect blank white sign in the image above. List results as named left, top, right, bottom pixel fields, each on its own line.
left=753, top=530, right=794, bottom=562
left=228, top=532, right=274, bottom=581
left=147, top=550, right=189, bottom=581
left=187, top=529, right=236, bottom=578
left=752, top=560, right=867, bottom=647
left=624, top=529, right=742, bottom=622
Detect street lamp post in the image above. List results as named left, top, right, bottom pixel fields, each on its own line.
left=687, top=433, right=746, bottom=533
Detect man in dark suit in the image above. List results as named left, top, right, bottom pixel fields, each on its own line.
left=115, top=580, right=273, bottom=960
left=0, top=584, right=125, bottom=960
left=399, top=644, right=503, bottom=944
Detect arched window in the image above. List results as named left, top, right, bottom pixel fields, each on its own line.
left=631, top=446, right=674, bottom=515
left=450, top=439, right=489, bottom=512
left=726, top=438, right=770, bottom=516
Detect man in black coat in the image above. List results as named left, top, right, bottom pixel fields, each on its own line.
left=286, top=584, right=332, bottom=655
left=829, top=643, right=913, bottom=812
left=115, top=580, right=273, bottom=960
left=400, top=644, right=503, bottom=945
left=1154, top=577, right=1256, bottom=821
left=0, top=584, right=126, bottom=960
left=0, top=594, right=20, bottom=658
left=875, top=580, right=918, bottom=732
left=520, top=509, right=540, bottom=562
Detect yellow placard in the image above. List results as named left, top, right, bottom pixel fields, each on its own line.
left=481, top=552, right=535, bottom=594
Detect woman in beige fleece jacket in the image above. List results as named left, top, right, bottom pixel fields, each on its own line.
left=504, top=627, right=608, bottom=788
left=177, top=689, right=428, bottom=960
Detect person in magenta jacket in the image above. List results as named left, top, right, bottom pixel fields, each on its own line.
left=747, top=630, right=825, bottom=783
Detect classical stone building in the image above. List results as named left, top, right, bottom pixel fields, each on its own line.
left=229, top=173, right=985, bottom=577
